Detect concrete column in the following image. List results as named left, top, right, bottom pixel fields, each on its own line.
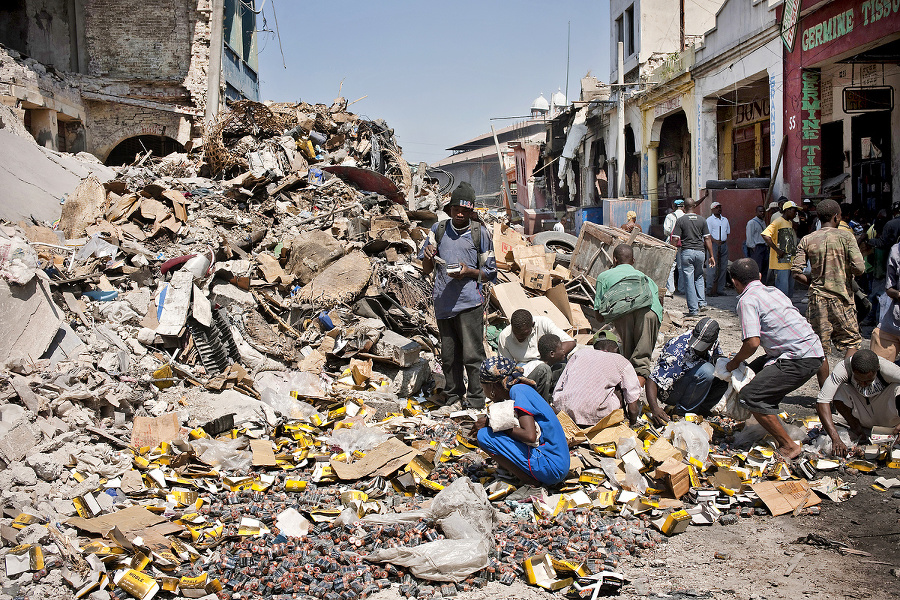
left=29, top=109, right=58, bottom=150
left=647, top=142, right=659, bottom=210
left=698, top=97, right=719, bottom=191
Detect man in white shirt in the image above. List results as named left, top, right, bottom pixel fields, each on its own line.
left=498, top=309, right=575, bottom=401
left=664, top=199, right=685, bottom=296
left=706, top=201, right=730, bottom=296
left=553, top=217, right=566, bottom=233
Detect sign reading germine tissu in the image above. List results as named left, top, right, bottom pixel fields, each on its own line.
left=800, top=69, right=822, bottom=198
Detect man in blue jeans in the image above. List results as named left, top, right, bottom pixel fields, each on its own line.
left=645, top=317, right=729, bottom=425
left=671, top=199, right=716, bottom=317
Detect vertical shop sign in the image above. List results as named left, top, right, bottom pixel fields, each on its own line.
left=800, top=69, right=821, bottom=197
left=781, top=0, right=802, bottom=51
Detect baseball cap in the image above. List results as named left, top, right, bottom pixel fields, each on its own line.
left=768, top=201, right=779, bottom=210
left=782, top=200, right=799, bottom=211
left=445, top=182, right=476, bottom=210
left=674, top=198, right=685, bottom=206
left=710, top=201, right=721, bottom=208
left=591, top=329, right=620, bottom=344
left=688, top=317, right=719, bottom=352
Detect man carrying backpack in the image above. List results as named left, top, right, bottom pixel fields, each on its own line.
left=594, top=244, right=662, bottom=384
left=421, top=182, right=497, bottom=409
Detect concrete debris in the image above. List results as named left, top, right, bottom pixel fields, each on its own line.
left=1, top=96, right=894, bottom=600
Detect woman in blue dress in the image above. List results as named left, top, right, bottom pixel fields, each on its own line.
left=474, top=357, right=571, bottom=486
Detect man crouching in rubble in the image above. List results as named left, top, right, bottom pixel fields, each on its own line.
left=817, top=349, right=900, bottom=453
left=421, top=182, right=497, bottom=409
left=726, top=258, right=825, bottom=460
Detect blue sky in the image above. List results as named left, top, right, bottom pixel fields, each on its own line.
left=256, top=1, right=611, bottom=165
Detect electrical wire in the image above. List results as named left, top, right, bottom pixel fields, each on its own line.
left=269, top=0, right=286, bottom=69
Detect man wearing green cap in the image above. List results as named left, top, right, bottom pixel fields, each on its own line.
left=421, top=182, right=497, bottom=408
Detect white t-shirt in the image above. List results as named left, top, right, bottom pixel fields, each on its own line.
left=553, top=222, right=565, bottom=232
left=497, top=315, right=573, bottom=363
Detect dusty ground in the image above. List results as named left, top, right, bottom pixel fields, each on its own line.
left=371, top=285, right=900, bottom=600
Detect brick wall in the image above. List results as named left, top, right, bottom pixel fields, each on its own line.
left=85, top=100, right=193, bottom=160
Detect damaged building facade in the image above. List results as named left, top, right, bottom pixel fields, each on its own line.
left=0, top=0, right=259, bottom=164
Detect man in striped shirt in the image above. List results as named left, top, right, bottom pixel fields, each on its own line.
left=725, top=258, right=825, bottom=460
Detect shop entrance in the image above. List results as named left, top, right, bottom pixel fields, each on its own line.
left=851, top=111, right=892, bottom=216
left=657, top=111, right=690, bottom=203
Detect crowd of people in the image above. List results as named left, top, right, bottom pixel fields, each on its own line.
left=422, top=184, right=900, bottom=486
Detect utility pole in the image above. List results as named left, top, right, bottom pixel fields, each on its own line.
left=680, top=0, right=685, bottom=50
left=616, top=41, right=626, bottom=198
left=491, top=125, right=513, bottom=218
left=206, top=0, right=225, bottom=124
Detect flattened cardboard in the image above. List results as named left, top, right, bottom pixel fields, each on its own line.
left=67, top=506, right=165, bottom=536
left=587, top=422, right=636, bottom=446
left=526, top=296, right=571, bottom=330
left=647, top=437, right=683, bottom=463
left=250, top=439, right=278, bottom=467
left=491, top=281, right=530, bottom=318
left=583, top=408, right=625, bottom=438
left=555, top=411, right=587, bottom=446
left=131, top=413, right=180, bottom=448
left=330, top=437, right=418, bottom=480
left=750, top=479, right=821, bottom=517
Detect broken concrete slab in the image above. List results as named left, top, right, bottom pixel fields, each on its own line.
left=296, top=251, right=372, bottom=306
left=0, top=275, right=64, bottom=364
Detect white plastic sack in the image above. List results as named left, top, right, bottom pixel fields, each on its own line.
left=0, top=233, right=39, bottom=285
left=322, top=427, right=392, bottom=455
left=711, top=358, right=753, bottom=421
left=256, top=371, right=326, bottom=419
left=191, top=437, right=252, bottom=472
left=666, top=420, right=710, bottom=463
left=74, top=233, right=118, bottom=263
left=367, top=477, right=496, bottom=582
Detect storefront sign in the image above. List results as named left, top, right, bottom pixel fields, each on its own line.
left=781, top=0, right=802, bottom=51
left=801, top=0, right=900, bottom=53
left=801, top=70, right=822, bottom=197
left=734, top=99, right=770, bottom=126
left=653, top=97, right=681, bottom=118
left=842, top=85, right=894, bottom=112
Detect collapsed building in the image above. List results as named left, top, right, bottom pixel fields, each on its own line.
left=0, top=0, right=259, bottom=163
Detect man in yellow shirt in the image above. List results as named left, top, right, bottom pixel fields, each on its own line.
left=762, top=200, right=799, bottom=298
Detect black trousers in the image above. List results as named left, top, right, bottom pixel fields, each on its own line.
left=437, top=305, right=486, bottom=408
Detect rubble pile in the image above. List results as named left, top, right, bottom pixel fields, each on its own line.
left=0, top=99, right=898, bottom=600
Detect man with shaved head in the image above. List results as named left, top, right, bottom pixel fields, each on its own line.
left=593, top=244, right=662, bottom=384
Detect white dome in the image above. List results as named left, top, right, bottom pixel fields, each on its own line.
left=551, top=88, right=567, bottom=107
left=531, top=93, right=549, bottom=112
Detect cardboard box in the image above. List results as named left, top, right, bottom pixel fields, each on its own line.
left=655, top=457, right=691, bottom=499
left=749, top=479, right=821, bottom=516
left=493, top=223, right=527, bottom=269
left=522, top=554, right=574, bottom=591
left=521, top=263, right=554, bottom=291
left=512, top=245, right=554, bottom=271
left=652, top=509, right=691, bottom=536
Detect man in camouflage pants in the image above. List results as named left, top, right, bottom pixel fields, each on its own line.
left=791, top=199, right=865, bottom=360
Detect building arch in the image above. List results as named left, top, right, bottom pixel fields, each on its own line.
left=103, top=135, right=185, bottom=166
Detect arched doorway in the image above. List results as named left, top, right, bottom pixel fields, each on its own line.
left=104, top=135, right=185, bottom=166
left=656, top=111, right=691, bottom=202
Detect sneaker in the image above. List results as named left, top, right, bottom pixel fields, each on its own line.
left=683, top=311, right=699, bottom=318
left=665, top=290, right=674, bottom=298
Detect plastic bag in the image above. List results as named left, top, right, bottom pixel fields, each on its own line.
left=256, top=371, right=326, bottom=420
left=75, top=233, right=118, bottom=263
left=599, top=458, right=621, bottom=490
left=367, top=477, right=495, bottom=582
left=99, top=301, right=140, bottom=324
left=191, top=437, right=252, bottom=472
left=666, top=420, right=710, bottom=462
left=0, top=233, right=39, bottom=285
left=622, top=463, right=648, bottom=494
left=322, top=427, right=392, bottom=455
left=803, top=428, right=853, bottom=456
left=615, top=436, right=637, bottom=459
